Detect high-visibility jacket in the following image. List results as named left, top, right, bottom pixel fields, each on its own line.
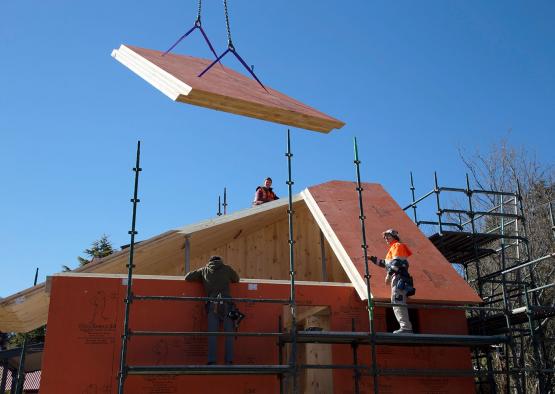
left=384, top=240, right=412, bottom=286
left=253, top=187, right=278, bottom=205
left=385, top=240, right=412, bottom=263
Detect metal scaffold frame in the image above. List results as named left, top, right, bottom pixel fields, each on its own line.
left=403, top=171, right=555, bottom=393
left=114, top=137, right=521, bottom=394
left=116, top=133, right=301, bottom=394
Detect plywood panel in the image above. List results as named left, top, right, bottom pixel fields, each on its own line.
left=304, top=312, right=333, bottom=393
left=305, top=181, right=483, bottom=304
left=189, top=201, right=349, bottom=284
left=112, top=45, right=345, bottom=133
left=0, top=284, right=50, bottom=333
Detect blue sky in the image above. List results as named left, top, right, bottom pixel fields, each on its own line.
left=1, top=1, right=553, bottom=297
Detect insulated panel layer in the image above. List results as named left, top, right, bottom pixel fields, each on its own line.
left=40, top=275, right=475, bottom=393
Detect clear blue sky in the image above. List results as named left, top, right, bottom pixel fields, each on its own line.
left=1, top=1, right=553, bottom=297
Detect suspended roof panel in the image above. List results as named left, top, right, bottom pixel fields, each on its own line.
left=111, top=45, right=345, bottom=133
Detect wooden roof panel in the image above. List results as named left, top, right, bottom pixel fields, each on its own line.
left=111, top=45, right=345, bottom=133
left=305, top=181, right=482, bottom=304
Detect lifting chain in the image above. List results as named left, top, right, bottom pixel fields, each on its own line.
left=223, top=0, right=234, bottom=48
left=166, top=0, right=266, bottom=92
left=195, top=0, right=202, bottom=24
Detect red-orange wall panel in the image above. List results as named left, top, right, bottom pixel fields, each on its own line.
left=41, top=276, right=474, bottom=393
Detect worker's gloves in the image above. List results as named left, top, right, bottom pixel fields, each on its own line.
left=369, top=256, right=378, bottom=264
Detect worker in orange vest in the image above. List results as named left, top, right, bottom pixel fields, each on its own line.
left=370, top=229, right=415, bottom=334
left=253, top=177, right=279, bottom=206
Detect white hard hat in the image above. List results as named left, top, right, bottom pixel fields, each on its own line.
left=382, top=229, right=399, bottom=239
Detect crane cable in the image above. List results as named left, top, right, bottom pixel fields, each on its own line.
left=196, top=0, right=202, bottom=24
left=223, top=0, right=233, bottom=49
left=164, top=0, right=267, bottom=92
left=162, top=0, right=219, bottom=59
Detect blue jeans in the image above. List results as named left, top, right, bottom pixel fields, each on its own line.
left=207, top=304, right=234, bottom=363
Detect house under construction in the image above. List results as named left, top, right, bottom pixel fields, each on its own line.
left=2, top=157, right=553, bottom=392
left=1, top=10, right=554, bottom=392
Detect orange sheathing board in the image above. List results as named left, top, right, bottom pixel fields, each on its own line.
left=112, top=45, right=345, bottom=133
left=307, top=181, right=482, bottom=304
left=41, top=275, right=474, bottom=393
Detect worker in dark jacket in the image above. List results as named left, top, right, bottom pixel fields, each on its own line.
left=253, top=177, right=279, bottom=205
left=370, top=229, right=415, bottom=334
left=185, top=256, right=240, bottom=364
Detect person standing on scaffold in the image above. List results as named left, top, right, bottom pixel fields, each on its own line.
left=370, top=229, right=416, bottom=334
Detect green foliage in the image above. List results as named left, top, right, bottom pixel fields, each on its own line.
left=60, top=235, right=115, bottom=272
left=6, top=326, right=46, bottom=349
left=78, top=234, right=114, bottom=266
left=60, top=234, right=115, bottom=272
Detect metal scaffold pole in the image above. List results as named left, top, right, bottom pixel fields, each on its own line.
left=409, top=172, right=418, bottom=224
left=285, top=129, right=298, bottom=393
left=499, top=194, right=523, bottom=394
left=14, top=268, right=39, bottom=394
left=401, top=171, right=555, bottom=391
left=118, top=141, right=142, bottom=394
left=353, top=137, right=379, bottom=394
left=516, top=181, right=548, bottom=393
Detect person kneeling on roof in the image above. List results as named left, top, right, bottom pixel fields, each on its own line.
left=185, top=255, right=240, bottom=364
left=253, top=177, right=279, bottom=206
left=370, top=229, right=416, bottom=334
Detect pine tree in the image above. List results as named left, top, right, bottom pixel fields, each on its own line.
left=77, top=234, right=114, bottom=266
left=61, top=235, right=115, bottom=272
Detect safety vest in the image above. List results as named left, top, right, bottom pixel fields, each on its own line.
left=385, top=241, right=412, bottom=283
left=385, top=241, right=412, bottom=263
left=258, top=187, right=277, bottom=202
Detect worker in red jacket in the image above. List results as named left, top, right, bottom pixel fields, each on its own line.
left=253, top=177, right=279, bottom=206
left=370, top=229, right=415, bottom=334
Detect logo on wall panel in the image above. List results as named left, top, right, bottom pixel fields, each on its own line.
left=77, top=290, right=117, bottom=345
left=89, top=291, right=117, bottom=323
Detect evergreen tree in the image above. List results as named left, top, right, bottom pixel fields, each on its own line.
left=60, top=235, right=114, bottom=272
left=77, top=234, right=114, bottom=267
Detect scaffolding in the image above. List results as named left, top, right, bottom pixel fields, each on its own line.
left=0, top=342, right=43, bottom=394
left=116, top=135, right=301, bottom=394
left=112, top=135, right=521, bottom=394
left=404, top=172, right=555, bottom=393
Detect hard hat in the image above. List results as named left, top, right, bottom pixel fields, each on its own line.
left=382, top=229, right=399, bottom=239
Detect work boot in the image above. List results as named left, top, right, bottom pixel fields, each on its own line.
left=393, top=328, right=413, bottom=334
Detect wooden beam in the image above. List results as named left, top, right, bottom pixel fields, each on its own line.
left=301, top=188, right=367, bottom=299
left=303, top=311, right=333, bottom=393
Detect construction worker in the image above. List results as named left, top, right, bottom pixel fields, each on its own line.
left=185, top=255, right=240, bottom=364
left=370, top=229, right=415, bottom=334
left=253, top=177, right=279, bottom=205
